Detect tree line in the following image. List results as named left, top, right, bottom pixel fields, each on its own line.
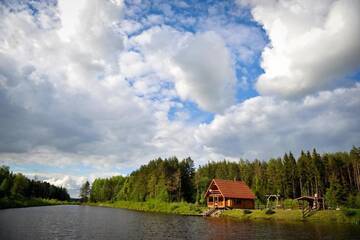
left=0, top=166, right=70, bottom=201
left=83, top=146, right=360, bottom=208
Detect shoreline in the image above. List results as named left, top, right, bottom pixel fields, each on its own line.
left=86, top=201, right=360, bottom=225
left=221, top=209, right=360, bottom=225
left=0, top=197, right=78, bottom=209
left=2, top=199, right=359, bottom=225
left=86, top=200, right=205, bottom=216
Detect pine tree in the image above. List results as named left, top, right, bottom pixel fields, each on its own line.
left=80, top=181, right=90, bottom=202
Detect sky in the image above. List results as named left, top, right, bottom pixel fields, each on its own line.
left=0, top=0, right=359, bottom=197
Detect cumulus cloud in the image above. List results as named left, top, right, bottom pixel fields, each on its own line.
left=196, top=84, right=360, bottom=160
left=171, top=31, right=237, bottom=113
left=239, top=0, right=360, bottom=97
left=129, top=26, right=237, bottom=112
left=0, top=1, right=162, bottom=164
left=58, top=0, right=124, bottom=60
left=198, top=12, right=266, bottom=64
left=1, top=0, right=359, bottom=187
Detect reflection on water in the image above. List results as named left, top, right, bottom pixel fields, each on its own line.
left=0, top=205, right=359, bottom=240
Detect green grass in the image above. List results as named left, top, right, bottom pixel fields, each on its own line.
left=87, top=200, right=206, bottom=216
left=222, top=208, right=360, bottom=224
left=0, top=197, right=78, bottom=209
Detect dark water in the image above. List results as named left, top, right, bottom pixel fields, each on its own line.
left=0, top=206, right=359, bottom=240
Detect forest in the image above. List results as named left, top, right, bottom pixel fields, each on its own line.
left=85, top=146, right=360, bottom=208
left=0, top=166, right=70, bottom=206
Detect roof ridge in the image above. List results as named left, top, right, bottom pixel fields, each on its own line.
left=210, top=178, right=256, bottom=199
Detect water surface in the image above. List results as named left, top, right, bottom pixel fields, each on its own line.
left=0, top=205, right=359, bottom=240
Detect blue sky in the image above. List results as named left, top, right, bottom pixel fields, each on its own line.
left=0, top=0, right=359, bottom=196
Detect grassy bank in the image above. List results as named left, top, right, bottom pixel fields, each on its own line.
left=0, top=197, right=78, bottom=209
left=222, top=209, right=360, bottom=224
left=87, top=200, right=206, bottom=216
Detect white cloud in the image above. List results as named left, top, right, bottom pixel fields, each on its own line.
left=198, top=12, right=266, bottom=64
left=171, top=31, right=237, bottom=113
left=58, top=0, right=124, bottom=63
left=239, top=0, right=360, bottom=97
left=196, top=84, right=360, bottom=160
left=129, top=27, right=237, bottom=113
left=1, top=0, right=359, bottom=185
left=0, top=1, right=164, bottom=167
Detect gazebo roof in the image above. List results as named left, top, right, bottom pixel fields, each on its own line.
left=296, top=196, right=323, bottom=201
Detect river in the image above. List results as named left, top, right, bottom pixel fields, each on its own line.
left=0, top=205, right=359, bottom=239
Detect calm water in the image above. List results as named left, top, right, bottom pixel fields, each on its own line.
left=0, top=205, right=359, bottom=240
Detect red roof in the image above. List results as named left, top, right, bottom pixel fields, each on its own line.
left=206, top=179, right=256, bottom=199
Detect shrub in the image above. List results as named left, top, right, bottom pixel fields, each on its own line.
left=283, top=199, right=298, bottom=209
left=243, top=209, right=252, bottom=214
left=346, top=194, right=360, bottom=209
left=343, top=209, right=357, bottom=217
left=265, top=208, right=275, bottom=215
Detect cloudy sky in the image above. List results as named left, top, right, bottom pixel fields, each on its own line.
left=0, top=0, right=359, bottom=197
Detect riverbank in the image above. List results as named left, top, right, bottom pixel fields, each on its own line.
left=221, top=209, right=360, bottom=224
left=86, top=201, right=360, bottom=224
left=87, top=200, right=206, bottom=216
left=0, top=197, right=78, bottom=209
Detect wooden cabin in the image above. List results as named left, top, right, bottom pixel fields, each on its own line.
left=205, top=179, right=256, bottom=209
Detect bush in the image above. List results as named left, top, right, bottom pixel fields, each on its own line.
left=265, top=208, right=275, bottom=215
left=343, top=209, right=357, bottom=217
left=255, top=199, right=265, bottom=209
left=346, top=194, right=360, bottom=209
left=243, top=209, right=252, bottom=214
left=283, top=199, right=298, bottom=209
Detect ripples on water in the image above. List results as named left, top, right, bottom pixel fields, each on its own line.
left=0, top=205, right=359, bottom=240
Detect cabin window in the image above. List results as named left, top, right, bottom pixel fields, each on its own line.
left=235, top=199, right=241, bottom=204
left=208, top=197, right=213, bottom=202
left=219, top=197, right=223, bottom=201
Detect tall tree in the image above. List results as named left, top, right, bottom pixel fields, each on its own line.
left=80, top=181, right=90, bottom=202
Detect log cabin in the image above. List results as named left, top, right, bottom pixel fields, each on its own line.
left=205, top=179, right=255, bottom=209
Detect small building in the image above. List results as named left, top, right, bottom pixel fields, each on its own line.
left=296, top=195, right=325, bottom=210
left=205, top=179, right=256, bottom=209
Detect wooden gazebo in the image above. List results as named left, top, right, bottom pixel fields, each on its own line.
left=296, top=194, right=325, bottom=210
left=205, top=179, right=255, bottom=209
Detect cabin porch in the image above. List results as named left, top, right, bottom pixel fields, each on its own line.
left=207, top=194, right=225, bottom=208
left=207, top=195, right=255, bottom=209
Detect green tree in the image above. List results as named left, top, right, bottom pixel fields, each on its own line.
left=180, top=157, right=195, bottom=202
left=0, top=178, right=10, bottom=197
left=80, top=181, right=90, bottom=202
left=325, top=176, right=346, bottom=208
left=11, top=173, right=29, bottom=197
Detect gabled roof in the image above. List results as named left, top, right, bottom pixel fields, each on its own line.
left=296, top=196, right=323, bottom=201
left=206, top=179, right=256, bottom=199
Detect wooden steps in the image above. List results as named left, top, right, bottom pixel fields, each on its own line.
left=202, top=208, right=222, bottom=217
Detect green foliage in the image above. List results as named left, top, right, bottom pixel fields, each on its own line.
left=85, top=146, right=360, bottom=210
left=346, top=193, right=360, bottom=209
left=11, top=173, right=29, bottom=197
left=265, top=208, right=275, bottom=215
left=80, top=181, right=90, bottom=202
left=89, top=200, right=205, bottom=215
left=325, top=176, right=346, bottom=208
left=90, top=176, right=125, bottom=202
left=343, top=209, right=357, bottom=217
left=222, top=209, right=360, bottom=224
left=91, top=157, right=196, bottom=203
left=283, top=199, right=298, bottom=209
left=0, top=165, right=70, bottom=206
left=0, top=197, right=77, bottom=209
left=243, top=209, right=252, bottom=214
